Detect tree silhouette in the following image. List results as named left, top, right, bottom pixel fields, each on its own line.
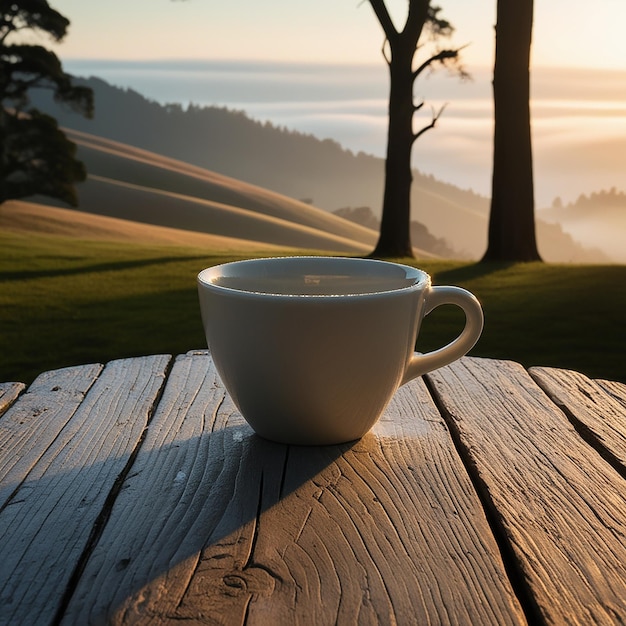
left=482, top=0, right=541, bottom=261
left=366, top=0, right=466, bottom=258
left=0, top=0, right=93, bottom=206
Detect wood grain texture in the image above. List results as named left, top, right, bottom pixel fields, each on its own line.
left=0, top=382, right=25, bottom=416
left=530, top=366, right=626, bottom=471
left=0, top=363, right=102, bottom=509
left=426, top=357, right=626, bottom=626
left=61, top=350, right=255, bottom=625
left=596, top=378, right=626, bottom=410
left=63, top=352, right=525, bottom=626
left=0, top=355, right=171, bottom=626
left=242, top=379, right=525, bottom=626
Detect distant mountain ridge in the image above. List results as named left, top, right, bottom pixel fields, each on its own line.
left=31, top=77, right=487, bottom=215
left=553, top=188, right=626, bottom=212
left=29, top=76, right=611, bottom=262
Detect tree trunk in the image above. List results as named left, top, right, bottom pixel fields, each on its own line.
left=371, top=42, right=416, bottom=258
left=483, top=0, right=542, bottom=262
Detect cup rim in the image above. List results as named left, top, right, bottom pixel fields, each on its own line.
left=197, top=256, right=429, bottom=298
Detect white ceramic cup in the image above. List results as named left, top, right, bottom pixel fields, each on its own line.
left=198, top=256, right=483, bottom=445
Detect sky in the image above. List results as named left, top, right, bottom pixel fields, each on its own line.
left=36, top=0, right=626, bottom=215
left=46, top=0, right=626, bottom=71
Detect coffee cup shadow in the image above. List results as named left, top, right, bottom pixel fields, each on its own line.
left=67, top=421, right=368, bottom=622
left=53, top=350, right=450, bottom=623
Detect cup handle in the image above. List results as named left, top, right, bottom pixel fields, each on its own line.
left=401, top=286, right=484, bottom=385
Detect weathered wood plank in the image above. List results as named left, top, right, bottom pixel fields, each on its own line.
left=62, top=350, right=260, bottom=625
left=0, top=364, right=103, bottom=509
left=426, top=357, right=626, bottom=625
left=596, top=378, right=626, bottom=410
left=243, top=381, right=526, bottom=626
left=0, top=354, right=171, bottom=626
left=530, top=366, right=626, bottom=472
left=0, top=381, right=26, bottom=416
left=63, top=353, right=525, bottom=625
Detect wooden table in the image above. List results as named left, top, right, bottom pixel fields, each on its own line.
left=1, top=351, right=626, bottom=625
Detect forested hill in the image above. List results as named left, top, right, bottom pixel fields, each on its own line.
left=30, top=76, right=488, bottom=217
left=30, top=76, right=608, bottom=262
left=557, top=188, right=626, bottom=211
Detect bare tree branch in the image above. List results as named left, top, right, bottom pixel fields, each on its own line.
left=381, top=38, right=391, bottom=65
left=412, top=103, right=447, bottom=142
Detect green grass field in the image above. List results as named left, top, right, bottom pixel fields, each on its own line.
left=2, top=229, right=625, bottom=385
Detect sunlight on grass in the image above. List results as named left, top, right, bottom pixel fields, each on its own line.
left=2, top=231, right=624, bottom=384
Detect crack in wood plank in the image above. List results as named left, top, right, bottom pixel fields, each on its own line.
left=530, top=366, right=626, bottom=480
left=54, top=355, right=173, bottom=625
left=0, top=364, right=103, bottom=513
left=424, top=369, right=546, bottom=626
left=427, top=357, right=626, bottom=625
left=0, top=355, right=172, bottom=626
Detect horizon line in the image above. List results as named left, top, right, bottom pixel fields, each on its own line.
left=59, top=57, right=626, bottom=75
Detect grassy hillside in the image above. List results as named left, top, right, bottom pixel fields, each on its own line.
left=0, top=200, right=291, bottom=250
left=29, top=77, right=609, bottom=263
left=2, top=226, right=624, bottom=385
left=40, top=129, right=383, bottom=255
